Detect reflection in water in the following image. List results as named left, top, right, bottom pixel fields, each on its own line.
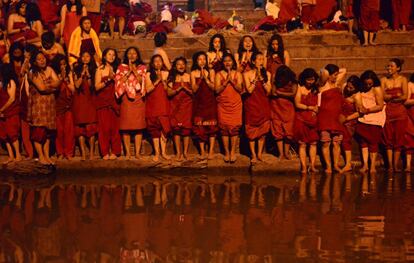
left=1, top=172, right=414, bottom=262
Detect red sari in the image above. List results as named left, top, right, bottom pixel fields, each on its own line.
left=72, top=79, right=97, bottom=138
left=55, top=80, right=75, bottom=157
left=301, top=0, right=337, bottom=24
left=62, top=11, right=82, bottom=46
left=405, top=91, right=414, bottom=153
left=279, top=0, right=299, bottom=23
left=38, top=0, right=59, bottom=28
left=266, top=55, right=283, bottom=78
left=170, top=82, right=193, bottom=136
left=193, top=77, right=218, bottom=142
left=146, top=81, right=171, bottom=138
left=216, top=72, right=242, bottom=136
left=391, top=0, right=412, bottom=30
left=359, top=0, right=380, bottom=32
left=293, top=92, right=319, bottom=144
left=0, top=87, right=20, bottom=143
left=383, top=87, right=408, bottom=150
left=318, top=88, right=344, bottom=134
left=9, top=21, right=38, bottom=43
left=95, top=78, right=121, bottom=156
left=341, top=98, right=357, bottom=151
left=270, top=86, right=295, bottom=140
left=244, top=81, right=270, bottom=140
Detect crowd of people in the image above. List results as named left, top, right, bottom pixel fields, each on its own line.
left=0, top=0, right=413, bottom=174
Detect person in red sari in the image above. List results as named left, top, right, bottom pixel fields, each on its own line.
left=356, top=70, right=385, bottom=173
left=215, top=53, right=244, bottom=163
left=167, top=57, right=192, bottom=161
left=265, top=34, right=291, bottom=79
left=72, top=51, right=98, bottom=160
left=318, top=64, right=347, bottom=173
left=207, top=34, right=229, bottom=73
left=60, top=0, right=87, bottom=47
left=243, top=52, right=271, bottom=164
left=359, top=0, right=380, bottom=46
left=115, top=47, right=147, bottom=159
left=294, top=68, right=319, bottom=173
left=94, top=48, right=122, bottom=160
left=381, top=58, right=408, bottom=172
left=391, top=0, right=412, bottom=31
left=7, top=2, right=41, bottom=46
left=404, top=74, right=414, bottom=172
left=51, top=54, right=75, bottom=160
left=234, top=35, right=260, bottom=74
left=271, top=65, right=297, bottom=160
left=301, top=0, right=337, bottom=30
left=191, top=51, right=218, bottom=160
left=0, top=65, right=22, bottom=164
left=340, top=76, right=361, bottom=172
left=145, top=55, right=171, bottom=162
left=105, top=0, right=129, bottom=39
left=28, top=51, right=61, bottom=165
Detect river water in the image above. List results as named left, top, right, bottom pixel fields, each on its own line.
left=0, top=171, right=413, bottom=262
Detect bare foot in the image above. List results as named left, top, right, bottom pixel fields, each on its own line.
left=325, top=168, right=332, bottom=174
left=2, top=157, right=14, bottom=165
left=135, top=154, right=141, bottom=160
left=257, top=154, right=263, bottom=162
left=223, top=154, right=230, bottom=163
left=309, top=166, right=318, bottom=173
left=119, top=34, right=127, bottom=40
left=362, top=42, right=369, bottom=47
left=370, top=167, right=377, bottom=174
left=370, top=41, right=377, bottom=46
left=152, top=155, right=160, bottom=162
left=81, top=155, right=87, bottom=161
left=161, top=154, right=171, bottom=160
left=66, top=156, right=73, bottom=161
left=103, top=154, right=110, bottom=160
left=405, top=166, right=411, bottom=173
left=109, top=154, right=117, bottom=160
left=284, top=154, right=292, bottom=160
left=208, top=152, right=215, bottom=160
left=341, top=165, right=352, bottom=173
left=175, top=154, right=183, bottom=162
left=38, top=157, right=49, bottom=165
left=251, top=157, right=257, bottom=165
left=230, top=154, right=237, bottom=163
left=89, top=155, right=96, bottom=161
left=57, top=155, right=64, bottom=161
left=14, top=155, right=22, bottom=162
left=359, top=166, right=368, bottom=173
left=334, top=166, right=342, bottom=173
left=183, top=154, right=189, bottom=160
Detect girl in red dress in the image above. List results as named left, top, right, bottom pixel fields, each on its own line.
left=271, top=65, right=297, bottom=160
left=0, top=65, right=22, bottom=164
left=340, top=76, right=361, bottom=172
left=167, top=57, right=192, bottom=161
left=60, top=0, right=87, bottom=47
left=72, top=51, right=98, bottom=160
left=28, top=51, right=61, bottom=165
left=404, top=74, right=414, bottom=172
left=7, top=2, right=41, bottom=46
left=215, top=54, right=244, bottom=163
left=234, top=35, right=260, bottom=74
left=265, top=34, right=291, bottom=77
left=381, top=58, right=408, bottom=171
left=94, top=48, right=122, bottom=160
left=294, top=68, right=319, bottom=173
left=51, top=54, right=75, bottom=160
left=191, top=51, right=218, bottom=160
left=243, top=52, right=272, bottom=164
left=145, top=55, right=171, bottom=162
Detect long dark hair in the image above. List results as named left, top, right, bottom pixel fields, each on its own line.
left=51, top=54, right=70, bottom=79
left=274, top=65, right=297, bottom=89
left=149, top=54, right=166, bottom=82
left=191, top=51, right=208, bottom=71
left=221, top=53, right=237, bottom=71
left=0, top=64, right=17, bottom=91
left=298, top=68, right=319, bottom=93
left=208, top=34, right=227, bottom=53
left=344, top=75, right=361, bottom=98
left=9, top=42, right=24, bottom=63
left=267, top=34, right=285, bottom=64
left=237, top=35, right=259, bottom=63
left=168, top=57, right=187, bottom=83
left=251, top=52, right=268, bottom=83
left=73, top=51, right=97, bottom=92
left=30, top=51, right=47, bottom=75
left=389, top=58, right=404, bottom=72
left=66, top=0, right=83, bottom=16
left=26, top=2, right=42, bottom=24
left=360, top=70, right=381, bottom=93
left=101, top=48, right=120, bottom=72
left=123, top=46, right=144, bottom=66
left=15, top=1, right=26, bottom=16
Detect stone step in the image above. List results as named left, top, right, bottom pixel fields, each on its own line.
left=209, top=0, right=254, bottom=11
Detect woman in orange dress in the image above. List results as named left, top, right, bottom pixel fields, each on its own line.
left=60, top=0, right=87, bottom=47
left=243, top=52, right=271, bottom=163
left=115, top=47, right=147, bottom=159
left=191, top=51, right=218, bottom=160
left=215, top=53, right=243, bottom=163
left=28, top=51, right=61, bottom=165
left=381, top=58, right=408, bottom=172
left=72, top=50, right=98, bottom=160
left=167, top=57, right=193, bottom=161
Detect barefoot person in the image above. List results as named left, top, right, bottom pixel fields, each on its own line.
left=167, top=57, right=193, bottom=161
left=391, top=0, right=412, bottom=31
left=105, top=0, right=129, bottom=39
left=115, top=47, right=147, bottom=159
left=359, top=0, right=380, bottom=46
left=60, top=0, right=87, bottom=47
left=381, top=58, right=408, bottom=171
left=94, top=48, right=122, bottom=160
left=51, top=54, right=75, bottom=160
left=355, top=70, right=385, bottom=173
left=340, top=75, right=361, bottom=172
left=0, top=65, right=22, bottom=164
left=294, top=68, right=319, bottom=173
left=318, top=64, right=347, bottom=173
left=215, top=53, right=243, bottom=163
left=145, top=55, right=171, bottom=162
left=191, top=51, right=218, bottom=160
left=243, top=52, right=271, bottom=163
left=271, top=65, right=297, bottom=160
left=72, top=50, right=98, bottom=160
left=28, top=51, right=61, bottom=165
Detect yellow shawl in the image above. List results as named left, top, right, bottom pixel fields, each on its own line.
left=68, top=26, right=102, bottom=65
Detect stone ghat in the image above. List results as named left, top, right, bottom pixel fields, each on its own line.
left=100, top=31, right=414, bottom=76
